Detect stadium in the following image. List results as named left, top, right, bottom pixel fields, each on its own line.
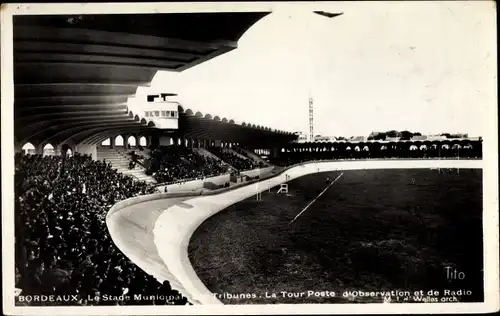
left=3, top=4, right=496, bottom=312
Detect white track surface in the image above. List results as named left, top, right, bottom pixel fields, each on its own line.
left=107, top=159, right=483, bottom=305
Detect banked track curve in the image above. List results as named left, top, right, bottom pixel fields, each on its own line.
left=107, top=159, right=483, bottom=305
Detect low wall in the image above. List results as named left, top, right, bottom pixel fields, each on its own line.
left=152, top=159, right=483, bottom=305
left=158, top=174, right=231, bottom=193
left=240, top=166, right=274, bottom=178
left=161, top=180, right=203, bottom=194
left=203, top=174, right=231, bottom=190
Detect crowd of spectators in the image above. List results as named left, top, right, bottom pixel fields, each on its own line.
left=14, top=153, right=189, bottom=306
left=208, top=147, right=261, bottom=171
left=146, top=146, right=229, bottom=184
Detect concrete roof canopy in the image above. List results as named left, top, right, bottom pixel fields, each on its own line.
left=14, top=13, right=296, bottom=148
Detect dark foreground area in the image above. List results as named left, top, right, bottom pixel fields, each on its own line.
left=189, top=168, right=483, bottom=304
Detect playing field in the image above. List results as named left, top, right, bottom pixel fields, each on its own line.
left=188, top=168, right=483, bottom=304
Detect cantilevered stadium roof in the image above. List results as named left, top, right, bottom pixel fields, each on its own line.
left=14, top=13, right=295, bottom=147
left=178, top=107, right=295, bottom=146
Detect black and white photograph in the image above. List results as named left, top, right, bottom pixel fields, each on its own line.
left=1, top=2, right=498, bottom=315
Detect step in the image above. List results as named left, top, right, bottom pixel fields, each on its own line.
left=98, top=149, right=156, bottom=184
left=122, top=171, right=148, bottom=176
left=225, top=148, right=249, bottom=160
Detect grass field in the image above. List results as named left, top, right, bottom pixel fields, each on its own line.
left=188, top=168, right=483, bottom=304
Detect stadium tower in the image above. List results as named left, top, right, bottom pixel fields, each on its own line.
left=309, top=96, right=314, bottom=142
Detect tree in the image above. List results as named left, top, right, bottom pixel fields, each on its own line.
left=400, top=131, right=413, bottom=140
left=386, top=130, right=401, bottom=138
left=368, top=132, right=379, bottom=140
left=368, top=131, right=386, bottom=140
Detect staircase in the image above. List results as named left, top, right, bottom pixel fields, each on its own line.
left=224, top=148, right=249, bottom=160
left=195, top=148, right=218, bottom=160
left=195, top=148, right=237, bottom=171
left=115, top=147, right=152, bottom=162
left=236, top=147, right=271, bottom=166
left=134, top=148, right=152, bottom=160
left=96, top=147, right=157, bottom=184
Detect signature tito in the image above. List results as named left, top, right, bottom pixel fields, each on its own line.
left=445, top=266, right=465, bottom=280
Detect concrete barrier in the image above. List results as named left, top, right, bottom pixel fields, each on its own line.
left=202, top=174, right=231, bottom=190
left=152, top=159, right=483, bottom=305
left=158, top=174, right=231, bottom=193
left=162, top=179, right=203, bottom=193
left=240, top=166, right=274, bottom=178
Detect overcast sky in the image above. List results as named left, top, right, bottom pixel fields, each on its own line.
left=148, top=1, right=496, bottom=138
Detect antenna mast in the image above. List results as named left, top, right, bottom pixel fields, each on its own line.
left=309, top=95, right=314, bottom=141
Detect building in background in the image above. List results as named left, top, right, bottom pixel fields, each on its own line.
left=294, top=132, right=308, bottom=143
left=129, top=92, right=181, bottom=130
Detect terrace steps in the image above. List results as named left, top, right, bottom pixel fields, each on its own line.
left=223, top=148, right=248, bottom=160
left=97, top=147, right=157, bottom=184
left=236, top=147, right=270, bottom=166
left=195, top=148, right=237, bottom=171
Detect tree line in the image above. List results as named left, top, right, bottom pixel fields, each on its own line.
left=367, top=131, right=468, bottom=141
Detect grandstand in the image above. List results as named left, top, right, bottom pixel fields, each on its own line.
left=6, top=8, right=489, bottom=312
left=12, top=12, right=297, bottom=307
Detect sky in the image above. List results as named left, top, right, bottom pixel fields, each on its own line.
left=147, top=1, right=496, bottom=138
